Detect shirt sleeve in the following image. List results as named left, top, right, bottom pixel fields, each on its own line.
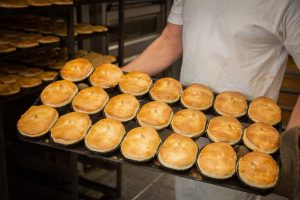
left=167, top=0, right=184, bottom=25
left=283, top=0, right=300, bottom=69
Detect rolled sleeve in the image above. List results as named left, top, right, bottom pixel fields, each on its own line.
left=168, top=0, right=184, bottom=25
left=283, top=0, right=300, bottom=69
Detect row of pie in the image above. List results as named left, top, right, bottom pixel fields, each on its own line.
left=0, top=0, right=73, bottom=8
left=25, top=86, right=282, bottom=155
left=57, top=59, right=281, bottom=125
left=0, top=70, right=58, bottom=96
left=17, top=106, right=279, bottom=189
left=0, top=32, right=60, bottom=53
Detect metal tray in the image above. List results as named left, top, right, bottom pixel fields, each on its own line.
left=18, top=81, right=283, bottom=196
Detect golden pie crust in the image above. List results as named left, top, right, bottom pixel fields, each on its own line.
left=237, top=152, right=279, bottom=189
left=92, top=25, right=108, bottom=32
left=75, top=24, right=94, bottom=34
left=51, top=0, right=73, bottom=5
left=19, top=77, right=42, bottom=88
left=207, top=116, right=243, bottom=145
left=214, top=91, right=247, bottom=117
left=14, top=39, right=39, bottom=48
left=158, top=133, right=198, bottom=170
left=0, top=74, right=19, bottom=84
left=121, top=126, right=161, bottom=162
left=72, top=86, right=109, bottom=114
left=104, top=93, right=140, bottom=122
left=0, top=43, right=16, bottom=53
left=171, top=109, right=206, bottom=138
left=61, top=58, right=94, bottom=82
left=37, top=36, right=60, bottom=44
left=51, top=112, right=91, bottom=145
left=0, top=1, right=28, bottom=8
left=181, top=83, right=214, bottom=110
left=40, top=80, right=78, bottom=107
left=150, top=77, right=182, bottom=103
left=0, top=83, right=20, bottom=96
left=119, top=71, right=153, bottom=96
left=26, top=0, right=52, bottom=6
left=85, top=118, right=125, bottom=153
left=243, top=122, right=280, bottom=154
left=19, top=67, right=43, bottom=77
left=17, top=105, right=58, bottom=137
left=89, top=63, right=123, bottom=88
left=39, top=71, right=58, bottom=81
left=137, top=101, right=173, bottom=130
left=197, top=142, right=237, bottom=179
left=248, top=96, right=281, bottom=125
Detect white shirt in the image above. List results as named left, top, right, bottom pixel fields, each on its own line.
left=168, top=0, right=300, bottom=100
left=168, top=0, right=300, bottom=200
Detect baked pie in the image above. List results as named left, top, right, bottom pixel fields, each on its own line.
left=72, top=86, right=109, bottom=114
left=118, top=71, right=153, bottom=96
left=40, top=80, right=78, bottom=107
left=104, top=93, right=140, bottom=122
left=50, top=61, right=66, bottom=70
left=121, top=126, right=161, bottom=162
left=237, top=152, right=279, bottom=189
left=92, top=25, right=108, bottom=32
left=61, top=58, right=94, bottom=82
left=158, top=133, right=198, bottom=170
left=37, top=36, right=60, bottom=44
left=197, top=142, right=237, bottom=179
left=214, top=91, right=247, bottom=117
left=14, top=39, right=39, bottom=48
left=85, top=118, right=125, bottom=153
left=207, top=116, right=243, bottom=145
left=243, top=123, right=280, bottom=154
left=137, top=101, right=173, bottom=130
left=19, top=67, right=43, bottom=77
left=19, top=77, right=42, bottom=88
left=181, top=83, right=214, bottom=110
left=248, top=96, right=281, bottom=125
left=0, top=43, right=16, bottom=53
left=0, top=74, right=19, bottom=84
left=51, top=0, right=73, bottom=5
left=171, top=109, right=206, bottom=138
left=0, top=83, right=20, bottom=96
left=89, top=63, right=123, bottom=89
left=51, top=112, right=91, bottom=145
left=39, top=71, right=58, bottom=81
left=150, top=77, right=182, bottom=103
left=75, top=24, right=94, bottom=34
left=17, top=105, right=58, bottom=137
left=25, top=0, right=52, bottom=6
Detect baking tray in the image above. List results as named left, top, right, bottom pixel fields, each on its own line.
left=18, top=80, right=283, bottom=196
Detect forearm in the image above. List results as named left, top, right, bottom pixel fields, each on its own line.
left=122, top=23, right=183, bottom=76
left=287, top=95, right=300, bottom=130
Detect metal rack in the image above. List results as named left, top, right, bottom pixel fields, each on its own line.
left=0, top=1, right=125, bottom=200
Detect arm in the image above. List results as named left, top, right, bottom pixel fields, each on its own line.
left=287, top=95, right=300, bottom=130
left=122, top=23, right=183, bottom=76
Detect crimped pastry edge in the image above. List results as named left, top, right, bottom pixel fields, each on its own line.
left=41, top=86, right=78, bottom=108
left=61, top=65, right=94, bottom=82
left=51, top=118, right=92, bottom=145
left=72, top=92, right=109, bottom=114
left=236, top=157, right=279, bottom=189
left=18, top=111, right=59, bottom=138
left=242, top=129, right=279, bottom=154
left=136, top=110, right=174, bottom=130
